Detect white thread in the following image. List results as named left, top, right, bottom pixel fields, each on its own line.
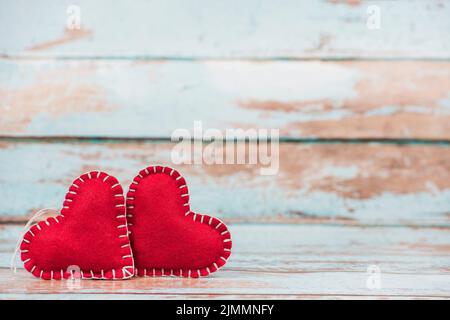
left=123, top=267, right=133, bottom=277
left=10, top=208, right=58, bottom=273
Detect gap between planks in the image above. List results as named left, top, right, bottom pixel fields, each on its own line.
left=0, top=136, right=449, bottom=146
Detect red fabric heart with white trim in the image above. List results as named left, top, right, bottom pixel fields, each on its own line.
left=20, top=171, right=134, bottom=280
left=127, top=166, right=232, bottom=278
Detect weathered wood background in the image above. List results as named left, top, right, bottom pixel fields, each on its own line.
left=0, top=0, right=449, bottom=299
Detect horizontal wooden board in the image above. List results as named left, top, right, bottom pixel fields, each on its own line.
left=1, top=0, right=449, bottom=59
left=2, top=224, right=450, bottom=299
left=1, top=59, right=450, bottom=139
left=0, top=141, right=449, bottom=226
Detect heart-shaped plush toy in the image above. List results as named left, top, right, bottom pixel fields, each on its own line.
left=127, top=166, right=232, bottom=278
left=20, top=171, right=134, bottom=280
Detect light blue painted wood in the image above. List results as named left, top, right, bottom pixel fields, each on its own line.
left=1, top=59, right=449, bottom=139
left=0, top=142, right=449, bottom=226
left=0, top=0, right=449, bottom=58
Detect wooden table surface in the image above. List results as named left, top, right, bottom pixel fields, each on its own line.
left=2, top=223, right=450, bottom=299
left=1, top=0, right=450, bottom=299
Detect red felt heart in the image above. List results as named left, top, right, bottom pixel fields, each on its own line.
left=20, top=171, right=134, bottom=280
left=127, top=166, right=232, bottom=278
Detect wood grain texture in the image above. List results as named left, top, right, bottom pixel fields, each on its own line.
left=1, top=59, right=450, bottom=139
left=1, top=0, right=449, bottom=59
left=2, top=224, right=450, bottom=299
left=1, top=141, right=449, bottom=226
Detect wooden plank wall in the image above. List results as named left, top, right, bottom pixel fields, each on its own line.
left=1, top=0, right=450, bottom=229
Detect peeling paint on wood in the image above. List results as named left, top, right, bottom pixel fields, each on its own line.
left=27, top=28, right=92, bottom=52
left=0, top=142, right=449, bottom=226
left=0, top=0, right=449, bottom=59
left=1, top=60, right=449, bottom=139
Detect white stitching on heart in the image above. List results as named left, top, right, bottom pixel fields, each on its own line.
left=126, top=165, right=232, bottom=278
left=19, top=171, right=135, bottom=280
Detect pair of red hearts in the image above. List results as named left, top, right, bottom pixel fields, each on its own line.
left=20, top=166, right=232, bottom=280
